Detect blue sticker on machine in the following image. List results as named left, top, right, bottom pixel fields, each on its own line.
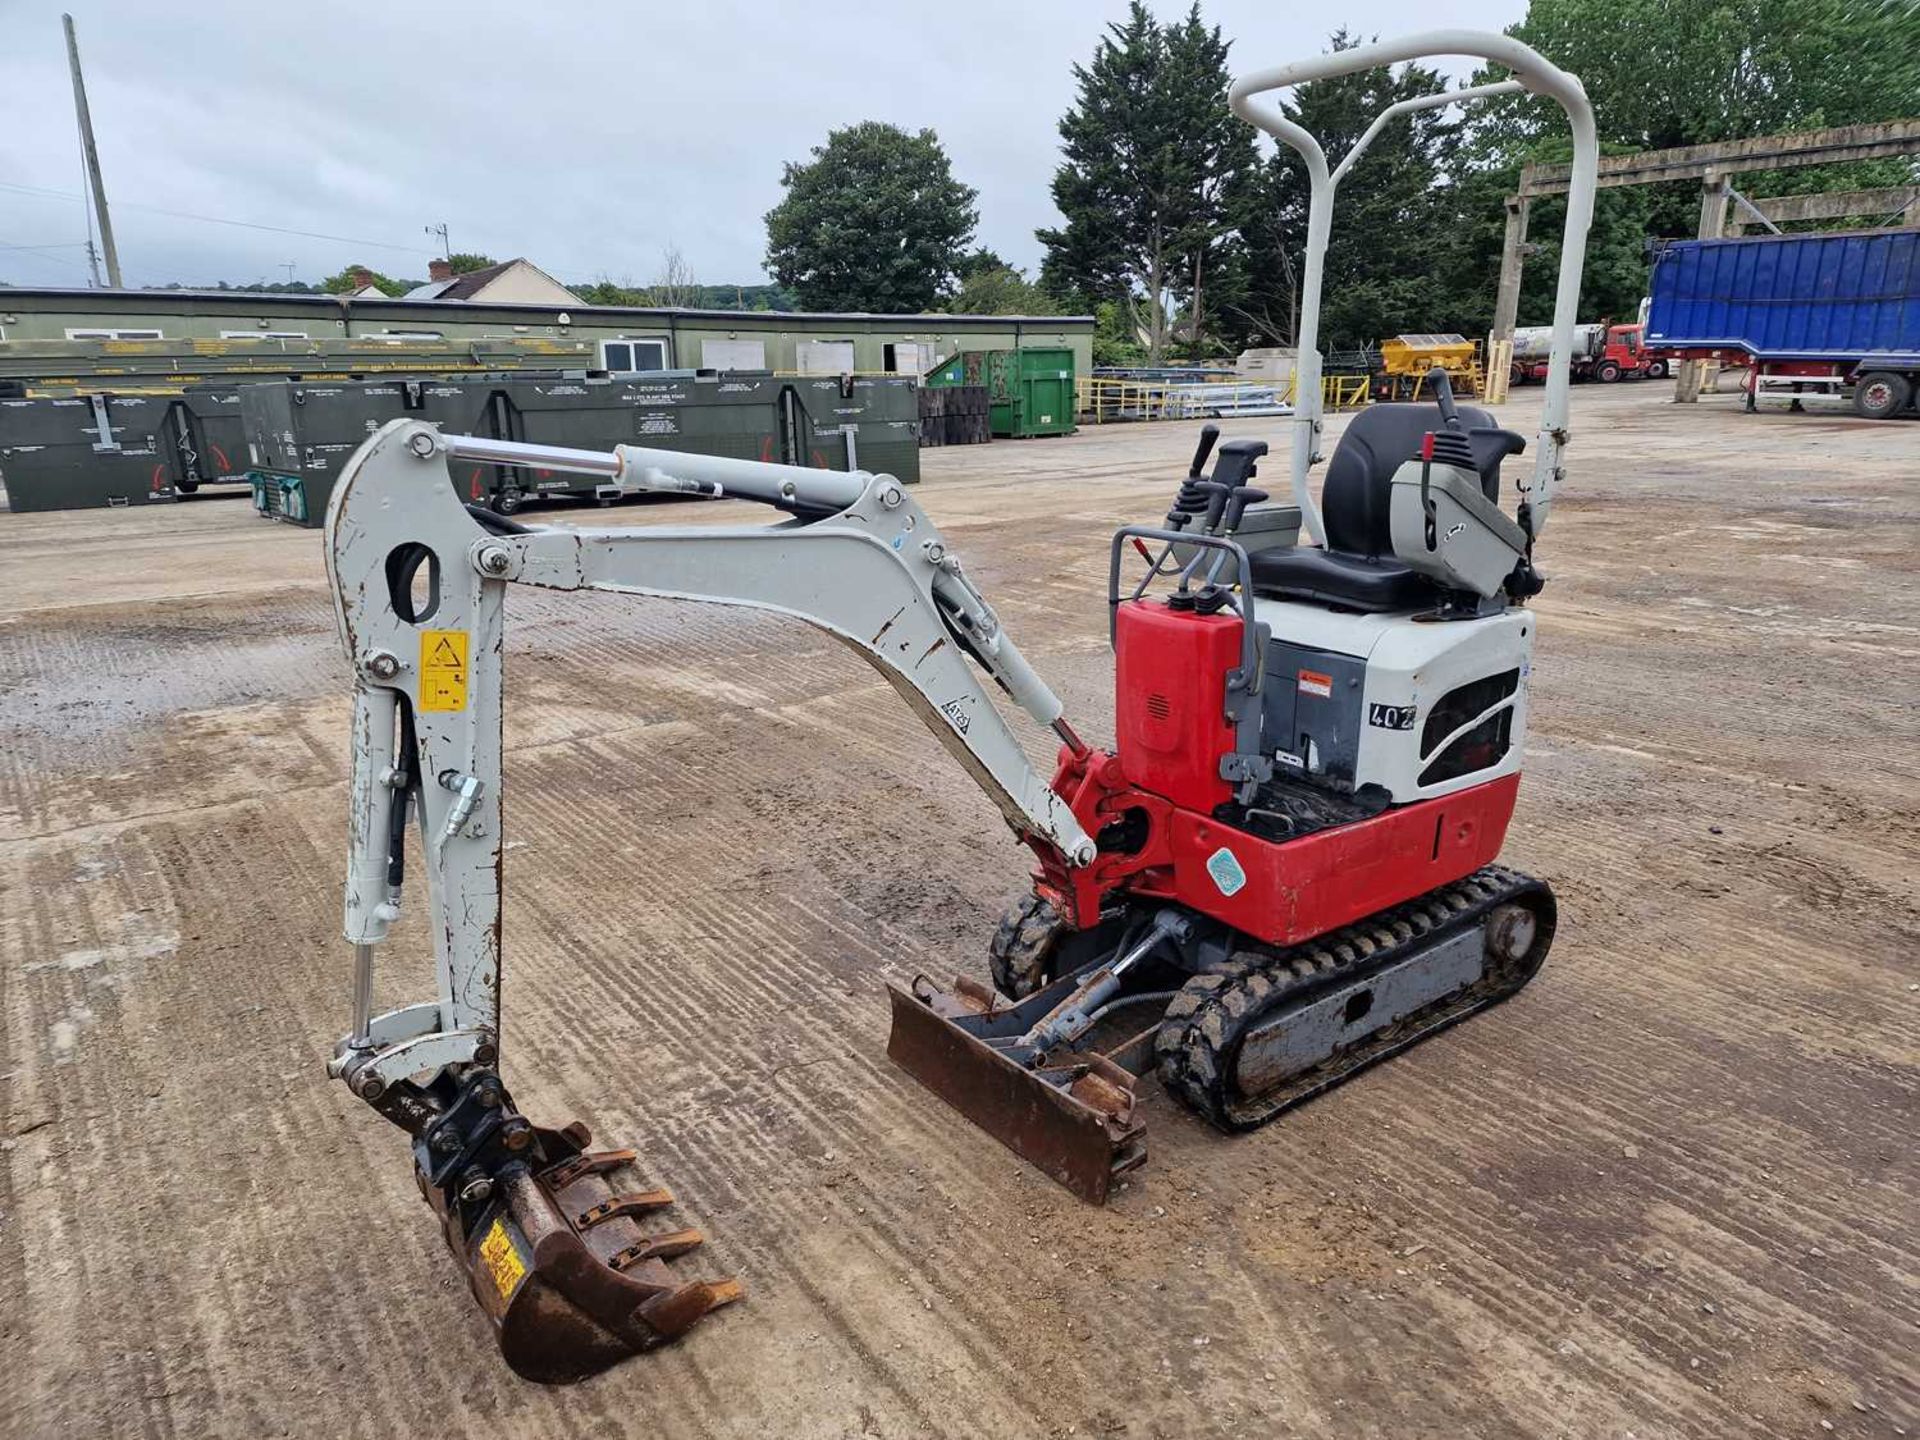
left=1206, top=846, right=1247, bottom=897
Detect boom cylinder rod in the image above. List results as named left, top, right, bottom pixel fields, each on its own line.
left=441, top=433, right=622, bottom=476
left=438, top=433, right=872, bottom=511
left=618, top=443, right=870, bottom=510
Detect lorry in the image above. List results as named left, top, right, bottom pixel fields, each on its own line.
left=1645, top=228, right=1920, bottom=419
left=1509, top=321, right=1666, bottom=384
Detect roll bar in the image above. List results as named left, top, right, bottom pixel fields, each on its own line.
left=1231, top=31, right=1598, bottom=544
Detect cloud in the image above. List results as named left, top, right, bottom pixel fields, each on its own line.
left=0, top=0, right=1522, bottom=291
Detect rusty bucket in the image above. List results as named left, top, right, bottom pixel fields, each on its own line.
left=423, top=1121, right=742, bottom=1384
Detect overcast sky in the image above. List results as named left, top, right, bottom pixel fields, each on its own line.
left=1, top=0, right=1524, bottom=293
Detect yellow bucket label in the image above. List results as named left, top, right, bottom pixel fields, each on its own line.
left=419, top=629, right=469, bottom=712
left=478, top=1217, right=527, bottom=1303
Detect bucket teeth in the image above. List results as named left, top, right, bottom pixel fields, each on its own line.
left=637, top=1278, right=746, bottom=1338
left=609, top=1227, right=706, bottom=1271
left=539, top=1147, right=640, bottom=1192
left=576, top=1186, right=676, bottom=1230
left=418, top=1101, right=742, bottom=1384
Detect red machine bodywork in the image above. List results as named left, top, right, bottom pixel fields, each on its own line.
left=1028, top=593, right=1521, bottom=950
left=1031, top=749, right=1517, bottom=948
left=1113, top=599, right=1240, bottom=814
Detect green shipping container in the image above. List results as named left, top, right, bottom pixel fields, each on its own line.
left=926, top=348, right=1076, bottom=438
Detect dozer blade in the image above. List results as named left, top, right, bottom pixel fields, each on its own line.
left=886, top=977, right=1147, bottom=1204
left=424, top=1121, right=742, bottom=1384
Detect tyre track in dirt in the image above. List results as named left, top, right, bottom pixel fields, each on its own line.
left=1, top=388, right=1914, bottom=1437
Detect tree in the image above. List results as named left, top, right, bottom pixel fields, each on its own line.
left=765, top=122, right=979, bottom=311
left=320, top=263, right=414, bottom=296
left=645, top=244, right=701, bottom=308
left=573, top=278, right=797, bottom=310
left=1161, top=7, right=1260, bottom=357
left=946, top=263, right=1060, bottom=316
left=445, top=252, right=496, bottom=274
left=1236, top=32, right=1469, bottom=352
left=1038, top=4, right=1254, bottom=363
left=1495, top=0, right=1918, bottom=154
left=956, top=247, right=1012, bottom=280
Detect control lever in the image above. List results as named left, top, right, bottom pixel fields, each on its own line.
left=1221, top=485, right=1269, bottom=534
left=1210, top=437, right=1268, bottom=490
left=1195, top=479, right=1235, bottom=534
left=1166, top=425, right=1224, bottom=531
left=1187, top=423, right=1221, bottom=479
left=1418, top=432, right=1439, bottom=550
left=1424, top=366, right=1462, bottom=430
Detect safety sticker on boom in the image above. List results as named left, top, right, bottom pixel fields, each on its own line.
left=420, top=630, right=469, bottom=712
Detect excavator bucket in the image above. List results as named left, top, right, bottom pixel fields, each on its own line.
left=886, top=976, right=1148, bottom=1204
left=422, top=1120, right=742, bottom=1384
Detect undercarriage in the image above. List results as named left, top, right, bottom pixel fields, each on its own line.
left=892, top=866, right=1553, bottom=1202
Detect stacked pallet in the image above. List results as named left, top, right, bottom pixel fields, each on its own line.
left=918, top=384, right=991, bottom=447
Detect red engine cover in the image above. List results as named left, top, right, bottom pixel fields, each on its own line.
left=1114, top=598, right=1240, bottom=815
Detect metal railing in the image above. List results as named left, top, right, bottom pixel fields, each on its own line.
left=1307, top=374, right=1373, bottom=410
left=1076, top=372, right=1368, bottom=425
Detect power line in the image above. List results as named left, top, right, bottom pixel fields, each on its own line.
left=0, top=244, right=93, bottom=276
left=0, top=179, right=431, bottom=256
left=0, top=239, right=91, bottom=252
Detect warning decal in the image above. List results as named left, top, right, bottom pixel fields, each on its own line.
left=1297, top=669, right=1334, bottom=699
left=478, top=1217, right=528, bottom=1303
left=419, top=629, right=469, bottom=712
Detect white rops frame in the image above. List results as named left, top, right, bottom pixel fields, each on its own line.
left=1230, top=31, right=1600, bottom=545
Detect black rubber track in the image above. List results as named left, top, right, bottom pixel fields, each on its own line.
left=1154, top=865, right=1556, bottom=1132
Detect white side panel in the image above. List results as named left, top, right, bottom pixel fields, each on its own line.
left=796, top=340, right=857, bottom=374
left=701, top=339, right=768, bottom=371
left=1255, top=599, right=1534, bottom=802
left=1358, top=610, right=1534, bottom=800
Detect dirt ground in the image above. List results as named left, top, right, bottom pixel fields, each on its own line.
left=0, top=384, right=1913, bottom=1439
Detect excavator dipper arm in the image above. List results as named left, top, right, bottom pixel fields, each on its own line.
left=320, top=418, right=1094, bottom=1382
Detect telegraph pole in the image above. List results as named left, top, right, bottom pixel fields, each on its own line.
left=63, top=14, right=122, bottom=288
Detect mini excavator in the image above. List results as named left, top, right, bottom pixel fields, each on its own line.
left=322, top=30, right=1597, bottom=1385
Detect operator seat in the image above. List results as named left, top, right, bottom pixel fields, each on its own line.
left=1247, top=402, right=1521, bottom=612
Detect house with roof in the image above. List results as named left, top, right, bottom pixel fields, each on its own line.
left=405, top=257, right=581, bottom=306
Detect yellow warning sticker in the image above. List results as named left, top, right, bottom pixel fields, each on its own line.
left=478, top=1217, right=527, bottom=1302
left=419, top=629, right=469, bottom=712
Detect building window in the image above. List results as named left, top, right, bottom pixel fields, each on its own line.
left=220, top=329, right=309, bottom=339
left=602, top=338, right=669, bottom=372
left=65, top=327, right=163, bottom=340
left=362, top=330, right=445, bottom=341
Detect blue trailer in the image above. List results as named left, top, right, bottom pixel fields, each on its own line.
left=1645, top=228, right=1920, bottom=418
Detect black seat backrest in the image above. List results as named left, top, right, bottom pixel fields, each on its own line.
left=1321, top=402, right=1507, bottom=557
